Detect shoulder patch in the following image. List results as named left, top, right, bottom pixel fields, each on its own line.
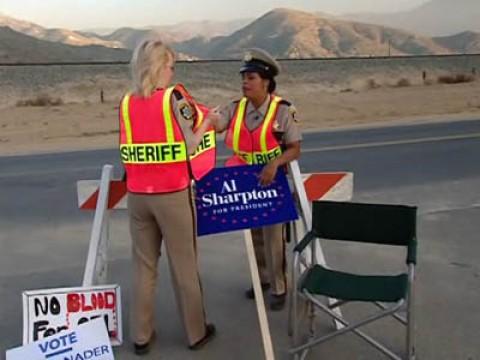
left=272, top=120, right=281, bottom=131
left=288, top=105, right=299, bottom=123
left=279, top=99, right=292, bottom=106
left=179, top=103, right=194, bottom=121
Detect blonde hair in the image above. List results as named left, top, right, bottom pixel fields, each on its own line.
left=130, top=37, right=176, bottom=97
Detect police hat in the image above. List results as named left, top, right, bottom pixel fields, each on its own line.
left=240, top=48, right=281, bottom=78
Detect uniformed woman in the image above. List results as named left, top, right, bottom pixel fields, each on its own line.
left=214, top=48, right=302, bottom=311
left=119, top=38, right=217, bottom=354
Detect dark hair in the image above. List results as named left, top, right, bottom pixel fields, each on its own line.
left=242, top=71, right=277, bottom=93
left=268, top=78, right=276, bottom=93
left=259, top=73, right=276, bottom=93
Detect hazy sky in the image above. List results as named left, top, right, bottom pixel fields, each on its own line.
left=0, top=0, right=429, bottom=29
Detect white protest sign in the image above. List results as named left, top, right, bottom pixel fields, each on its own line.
left=22, top=285, right=122, bottom=346
left=7, top=318, right=114, bottom=360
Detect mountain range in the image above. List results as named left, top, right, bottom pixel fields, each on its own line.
left=433, top=31, right=480, bottom=54
left=94, top=18, right=251, bottom=50
left=0, top=13, right=122, bottom=48
left=0, top=5, right=479, bottom=63
left=174, top=8, right=452, bottom=59
left=345, top=0, right=480, bottom=37
left=0, top=26, right=130, bottom=63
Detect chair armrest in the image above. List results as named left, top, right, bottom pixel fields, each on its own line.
left=293, top=231, right=316, bottom=253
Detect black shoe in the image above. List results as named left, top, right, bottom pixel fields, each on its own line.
left=133, top=331, right=156, bottom=355
left=188, top=324, right=216, bottom=350
left=269, top=293, right=286, bottom=311
left=245, top=283, right=270, bottom=299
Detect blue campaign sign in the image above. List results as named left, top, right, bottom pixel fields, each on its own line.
left=6, top=318, right=114, bottom=360
left=195, top=165, right=298, bottom=236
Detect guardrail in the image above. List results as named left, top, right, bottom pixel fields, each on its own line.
left=2, top=53, right=480, bottom=67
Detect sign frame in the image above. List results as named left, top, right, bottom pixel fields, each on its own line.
left=22, top=284, right=122, bottom=346
left=75, top=162, right=354, bottom=359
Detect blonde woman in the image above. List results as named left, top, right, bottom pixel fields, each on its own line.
left=120, top=38, right=218, bottom=355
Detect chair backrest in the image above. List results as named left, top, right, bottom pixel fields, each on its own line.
left=312, top=201, right=417, bottom=263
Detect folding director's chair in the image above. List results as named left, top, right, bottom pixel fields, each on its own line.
left=290, top=200, right=418, bottom=360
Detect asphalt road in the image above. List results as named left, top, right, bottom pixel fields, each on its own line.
left=1, top=119, right=479, bottom=359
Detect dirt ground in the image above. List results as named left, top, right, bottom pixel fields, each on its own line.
left=1, top=79, right=480, bottom=156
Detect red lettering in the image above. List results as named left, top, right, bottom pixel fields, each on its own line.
left=97, top=293, right=104, bottom=309
left=81, top=294, right=94, bottom=311
left=105, top=292, right=116, bottom=309
left=67, top=292, right=116, bottom=313
left=67, top=293, right=80, bottom=313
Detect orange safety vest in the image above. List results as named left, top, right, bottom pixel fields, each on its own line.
left=119, top=85, right=191, bottom=193
left=189, top=103, right=216, bottom=180
left=225, top=96, right=283, bottom=166
left=173, top=85, right=216, bottom=180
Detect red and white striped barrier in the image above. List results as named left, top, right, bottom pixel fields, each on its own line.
left=77, top=172, right=353, bottom=210
left=302, top=172, right=353, bottom=202
left=77, top=162, right=354, bottom=350
left=77, top=180, right=127, bottom=210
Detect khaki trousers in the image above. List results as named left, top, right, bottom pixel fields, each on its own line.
left=128, top=187, right=207, bottom=346
left=251, top=223, right=287, bottom=295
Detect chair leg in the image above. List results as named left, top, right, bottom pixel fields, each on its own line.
left=290, top=252, right=301, bottom=344
left=288, top=287, right=294, bottom=336
left=291, top=299, right=309, bottom=360
left=292, top=349, right=309, bottom=360
left=308, top=300, right=316, bottom=337
left=287, top=270, right=294, bottom=336
left=375, top=302, right=407, bottom=325
left=290, top=293, right=404, bottom=360
left=407, top=266, right=416, bottom=360
left=299, top=349, right=309, bottom=360
left=290, top=278, right=298, bottom=341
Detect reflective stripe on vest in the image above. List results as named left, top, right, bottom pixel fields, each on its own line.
left=190, top=130, right=215, bottom=159
left=229, top=96, right=283, bottom=165
left=163, top=86, right=176, bottom=143
left=193, top=103, right=204, bottom=131
left=232, top=98, right=247, bottom=154
left=121, top=94, right=133, bottom=144
left=234, top=147, right=283, bottom=165
left=191, top=103, right=215, bottom=159
left=120, top=142, right=187, bottom=163
left=189, top=102, right=217, bottom=180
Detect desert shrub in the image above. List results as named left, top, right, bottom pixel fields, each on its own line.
left=16, top=94, right=64, bottom=107
left=395, top=78, right=411, bottom=87
left=437, top=74, right=475, bottom=85
left=366, top=78, right=381, bottom=90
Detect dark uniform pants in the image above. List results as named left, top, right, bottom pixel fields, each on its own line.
left=251, top=223, right=286, bottom=295
left=128, top=187, right=207, bottom=346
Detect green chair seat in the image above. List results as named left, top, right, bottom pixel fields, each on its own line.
left=301, top=265, right=408, bottom=303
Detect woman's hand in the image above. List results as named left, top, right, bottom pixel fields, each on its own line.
left=206, top=106, right=221, bottom=128
left=259, top=160, right=279, bottom=186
